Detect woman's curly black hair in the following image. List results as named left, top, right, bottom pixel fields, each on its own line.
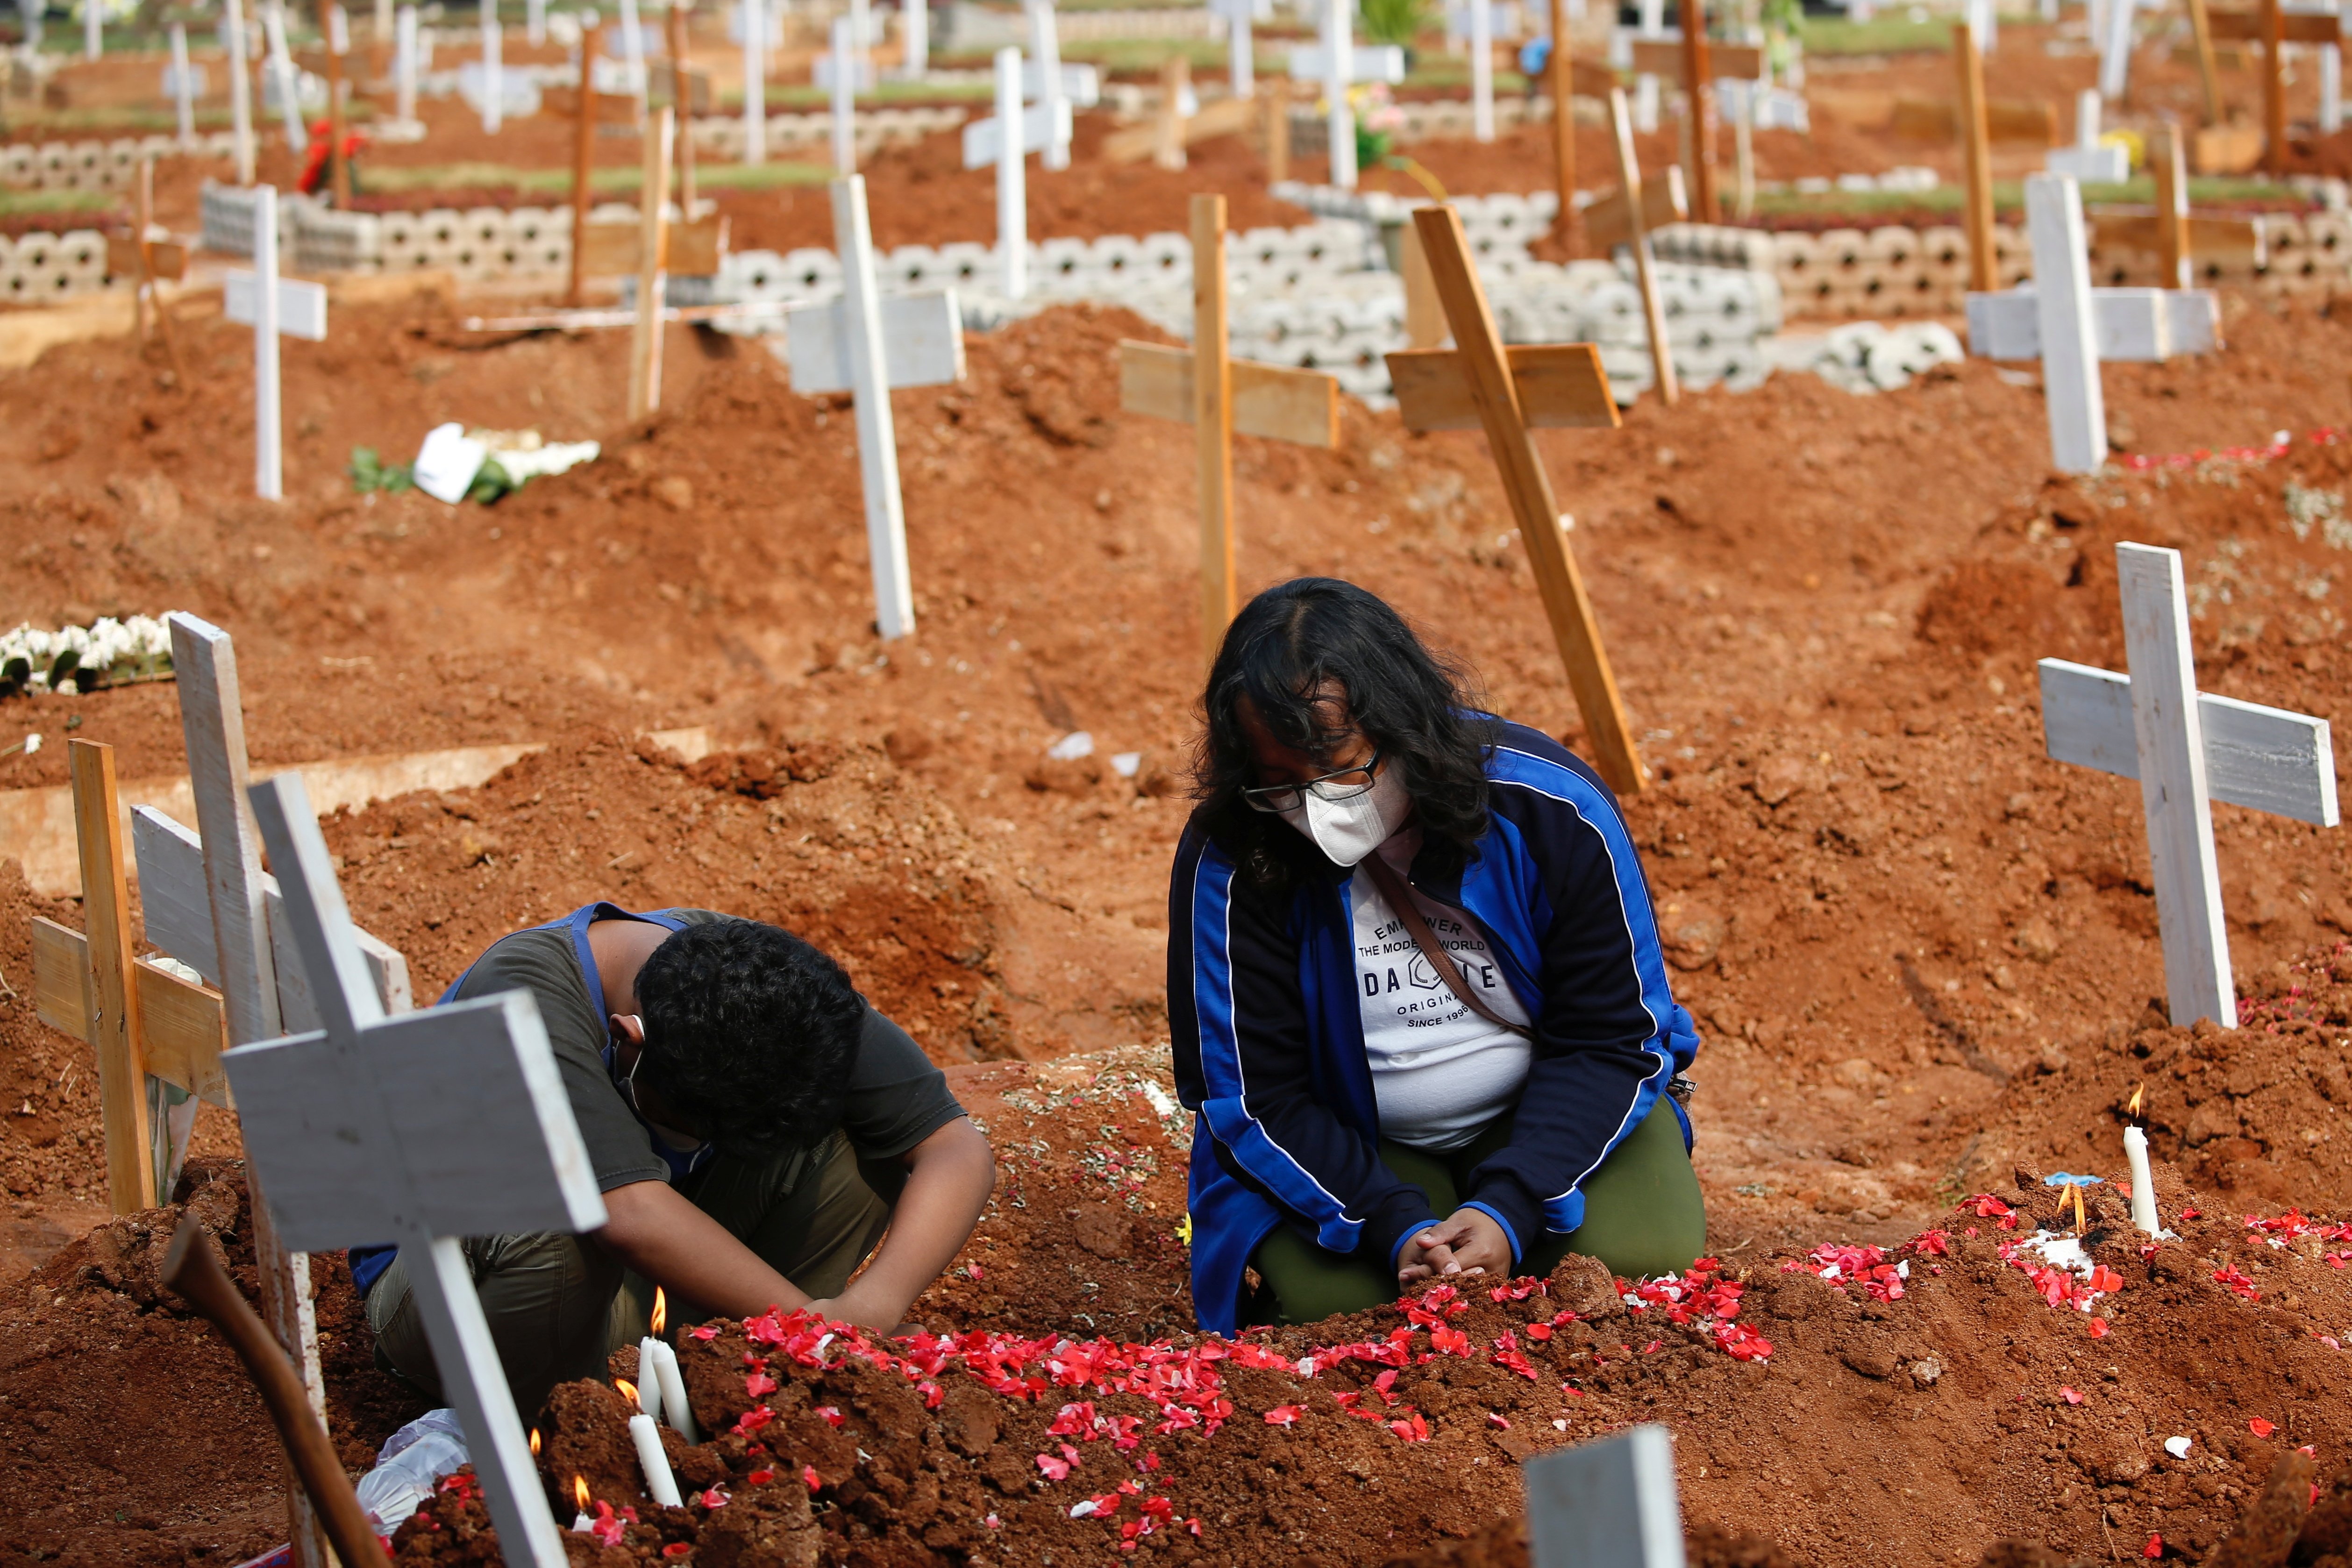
left=1191, top=577, right=1498, bottom=890
left=633, top=919, right=866, bottom=1155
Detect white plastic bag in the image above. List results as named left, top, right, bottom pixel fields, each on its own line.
left=354, top=1408, right=471, bottom=1533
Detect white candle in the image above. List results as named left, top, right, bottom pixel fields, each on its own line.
left=571, top=1511, right=594, bottom=1531
left=649, top=1340, right=699, bottom=1444
left=636, top=1339, right=663, bottom=1417
left=627, top=1413, right=684, bottom=1507
left=2124, top=1126, right=2160, bottom=1235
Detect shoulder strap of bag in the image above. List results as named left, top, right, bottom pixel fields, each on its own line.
left=1355, top=850, right=1530, bottom=1039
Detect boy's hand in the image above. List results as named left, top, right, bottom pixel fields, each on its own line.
left=1395, top=1208, right=1512, bottom=1286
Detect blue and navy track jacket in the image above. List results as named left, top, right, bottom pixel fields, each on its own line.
left=1167, top=720, right=1699, bottom=1334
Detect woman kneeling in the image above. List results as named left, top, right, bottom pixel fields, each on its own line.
left=1169, top=578, right=1705, bottom=1332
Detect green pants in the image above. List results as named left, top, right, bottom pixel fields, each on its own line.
left=366, top=1129, right=894, bottom=1415
left=1247, top=1097, right=1704, bottom=1326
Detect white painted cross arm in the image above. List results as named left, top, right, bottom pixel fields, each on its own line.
left=1285, top=40, right=1406, bottom=81
left=961, top=97, right=1073, bottom=165
left=1524, top=1424, right=1685, bottom=1568
left=1966, top=286, right=2220, bottom=362
left=1023, top=58, right=1101, bottom=105
left=226, top=270, right=329, bottom=341
left=2039, top=661, right=2338, bottom=826
left=228, top=771, right=602, bottom=1568
left=786, top=289, right=966, bottom=392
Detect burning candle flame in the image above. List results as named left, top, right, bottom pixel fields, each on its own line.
left=530, top=1427, right=542, bottom=1457
left=651, top=1287, right=667, bottom=1338
left=616, top=1377, right=639, bottom=1404
left=2127, top=1084, right=2145, bottom=1119
left=575, top=1475, right=591, bottom=1511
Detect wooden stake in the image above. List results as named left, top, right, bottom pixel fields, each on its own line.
left=71, top=740, right=156, bottom=1215
left=628, top=106, right=676, bottom=421
left=1192, top=194, right=1235, bottom=661
left=1264, top=83, right=1290, bottom=183
left=2155, top=120, right=2191, bottom=287
left=1955, top=21, right=1997, bottom=293
left=134, top=157, right=153, bottom=344
left=1548, top=0, right=1575, bottom=251
left=1680, top=0, right=1717, bottom=223
left=1607, top=89, right=1678, bottom=407
left=320, top=16, right=351, bottom=207
left=667, top=0, right=697, bottom=213
left=1157, top=55, right=1190, bottom=170
left=163, top=1216, right=395, bottom=1568
left=570, top=21, right=602, bottom=304
left=2187, top=0, right=2223, bottom=124
left=1409, top=206, right=1646, bottom=797
left=2262, top=0, right=2285, bottom=177
left=1401, top=219, right=1447, bottom=349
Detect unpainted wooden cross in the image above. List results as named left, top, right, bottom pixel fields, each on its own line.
left=230, top=771, right=606, bottom=1568
left=552, top=20, right=641, bottom=304
left=1382, top=204, right=1645, bottom=798
left=1117, top=192, right=1341, bottom=662
left=2204, top=0, right=2339, bottom=173
left=1626, top=12, right=1762, bottom=221
left=784, top=175, right=968, bottom=643
left=1588, top=87, right=1683, bottom=406
left=2088, top=122, right=2262, bottom=290
left=2038, top=542, right=2339, bottom=1026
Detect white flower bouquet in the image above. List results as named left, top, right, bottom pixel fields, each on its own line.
left=0, top=614, right=177, bottom=698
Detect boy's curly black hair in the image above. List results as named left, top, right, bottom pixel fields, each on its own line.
left=1191, top=577, right=1497, bottom=891
left=632, top=919, right=866, bottom=1155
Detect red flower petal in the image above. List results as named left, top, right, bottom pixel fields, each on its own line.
left=2060, top=1386, right=2085, bottom=1405
left=2249, top=1418, right=2276, bottom=1438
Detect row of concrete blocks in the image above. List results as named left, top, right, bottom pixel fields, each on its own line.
left=0, top=229, right=108, bottom=305
left=2, top=131, right=243, bottom=191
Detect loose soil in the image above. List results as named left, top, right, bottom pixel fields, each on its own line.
left=9, top=59, right=2352, bottom=1561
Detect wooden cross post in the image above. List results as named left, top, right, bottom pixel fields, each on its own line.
left=665, top=0, right=699, bottom=210
left=2156, top=121, right=2190, bottom=287
left=1678, top=0, right=1716, bottom=222
left=233, top=772, right=606, bottom=1568
left=1967, top=174, right=2222, bottom=473
left=226, top=187, right=331, bottom=501
left=2038, top=542, right=2339, bottom=1026
left=1385, top=205, right=1645, bottom=796
left=1210, top=0, right=1263, bottom=97
left=741, top=0, right=766, bottom=165
left=962, top=46, right=1069, bottom=300
left=628, top=106, right=676, bottom=421
left=1116, top=195, right=1341, bottom=660
left=263, top=3, right=307, bottom=154
left=1156, top=55, right=1191, bottom=169
left=225, top=0, right=258, bottom=183
left=1525, top=1425, right=1685, bottom=1568
left=2188, top=0, right=2223, bottom=123
left=1602, top=88, right=1679, bottom=407
left=1547, top=0, right=1575, bottom=251
left=1029, top=0, right=1073, bottom=170
left=1955, top=21, right=1997, bottom=293
left=322, top=4, right=355, bottom=207
left=784, top=176, right=968, bottom=641
left=2263, top=0, right=2285, bottom=177
left=169, top=23, right=198, bottom=147
left=1264, top=81, right=1291, bottom=182
left=70, top=741, right=154, bottom=1212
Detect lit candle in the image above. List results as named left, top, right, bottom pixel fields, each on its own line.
left=570, top=1476, right=592, bottom=1531
left=628, top=1412, right=684, bottom=1507
left=649, top=1340, right=699, bottom=1445
left=2124, top=1125, right=2160, bottom=1235
left=636, top=1340, right=663, bottom=1418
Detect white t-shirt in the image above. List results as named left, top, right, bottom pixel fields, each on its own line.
left=1350, top=832, right=1532, bottom=1150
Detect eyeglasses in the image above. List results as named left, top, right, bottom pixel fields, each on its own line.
left=614, top=1016, right=650, bottom=1115
left=1241, top=749, right=1382, bottom=814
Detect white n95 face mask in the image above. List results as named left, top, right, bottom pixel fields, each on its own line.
left=1277, top=761, right=1411, bottom=867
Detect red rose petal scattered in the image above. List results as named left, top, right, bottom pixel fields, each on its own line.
left=2060, top=1386, right=2085, bottom=1405
left=801, top=1465, right=821, bottom=1490
left=2088, top=1319, right=2110, bottom=1340
left=2144, top=1535, right=2162, bottom=1559
left=2249, top=1418, right=2276, bottom=1438
left=1264, top=1405, right=1303, bottom=1427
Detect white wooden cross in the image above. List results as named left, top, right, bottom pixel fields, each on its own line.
left=231, top=771, right=603, bottom=1568
left=1447, top=0, right=1497, bottom=141
left=962, top=45, right=1068, bottom=300
left=225, top=187, right=329, bottom=502
left=741, top=0, right=766, bottom=164
left=785, top=176, right=965, bottom=642
left=1285, top=0, right=1405, bottom=189
left=1210, top=0, right=1270, bottom=97
left=263, top=3, right=308, bottom=153
left=387, top=3, right=424, bottom=138
left=166, top=25, right=202, bottom=147
left=828, top=14, right=859, bottom=170
left=2098, top=0, right=2133, bottom=100
left=84, top=0, right=99, bottom=59
left=899, top=0, right=930, bottom=79
left=2048, top=88, right=2129, bottom=182
left=1025, top=0, right=1094, bottom=170
left=480, top=0, right=504, bottom=133
left=1524, top=1424, right=1686, bottom=1568
left=2039, top=542, right=2339, bottom=1026
left=1965, top=174, right=2219, bottom=475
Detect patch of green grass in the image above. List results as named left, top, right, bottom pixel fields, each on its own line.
left=359, top=157, right=830, bottom=198
left=1750, top=173, right=2316, bottom=224
left=0, top=186, right=115, bottom=216
left=1793, top=14, right=1954, bottom=54
left=733, top=76, right=997, bottom=108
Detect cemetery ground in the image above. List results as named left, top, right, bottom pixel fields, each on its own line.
left=15, top=207, right=2352, bottom=1566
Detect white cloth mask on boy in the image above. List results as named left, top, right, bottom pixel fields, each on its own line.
left=1277, top=761, right=1412, bottom=867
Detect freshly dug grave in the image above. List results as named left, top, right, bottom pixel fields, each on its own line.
left=376, top=1140, right=2352, bottom=1567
